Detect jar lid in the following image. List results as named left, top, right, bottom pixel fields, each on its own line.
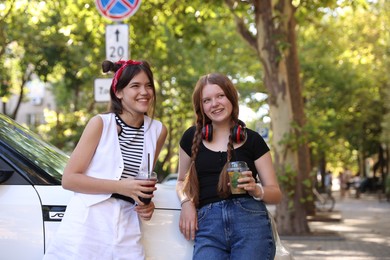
left=227, top=161, right=248, bottom=171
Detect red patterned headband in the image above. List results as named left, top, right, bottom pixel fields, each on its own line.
left=112, top=60, right=142, bottom=93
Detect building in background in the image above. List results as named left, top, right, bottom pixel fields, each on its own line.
left=2, top=74, right=56, bottom=126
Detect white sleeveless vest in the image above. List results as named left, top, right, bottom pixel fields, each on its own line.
left=75, top=113, right=163, bottom=207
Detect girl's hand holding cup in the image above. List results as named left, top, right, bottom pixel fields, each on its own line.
left=135, top=171, right=157, bottom=205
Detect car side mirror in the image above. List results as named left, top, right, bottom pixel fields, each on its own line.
left=0, top=170, right=14, bottom=184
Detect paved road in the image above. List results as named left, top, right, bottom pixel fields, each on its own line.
left=280, top=192, right=390, bottom=260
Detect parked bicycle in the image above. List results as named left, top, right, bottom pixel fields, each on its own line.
left=313, top=187, right=335, bottom=212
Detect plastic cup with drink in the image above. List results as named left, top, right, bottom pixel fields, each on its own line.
left=135, top=153, right=157, bottom=204
left=227, top=161, right=249, bottom=194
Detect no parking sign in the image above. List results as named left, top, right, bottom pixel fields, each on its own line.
left=95, top=0, right=142, bottom=21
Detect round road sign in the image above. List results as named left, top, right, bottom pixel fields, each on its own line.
left=95, top=0, right=141, bottom=21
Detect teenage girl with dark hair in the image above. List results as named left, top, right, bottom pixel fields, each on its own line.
left=44, top=60, right=167, bottom=259
left=176, top=73, right=281, bottom=259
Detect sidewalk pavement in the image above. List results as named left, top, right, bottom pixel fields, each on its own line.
left=280, top=192, right=390, bottom=260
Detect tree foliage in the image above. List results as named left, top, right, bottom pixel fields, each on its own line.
left=300, top=0, right=389, bottom=177
left=1, top=0, right=262, bottom=172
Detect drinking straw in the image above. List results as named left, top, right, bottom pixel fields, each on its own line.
left=148, top=153, right=150, bottom=178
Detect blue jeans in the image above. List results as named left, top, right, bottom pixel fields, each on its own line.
left=193, top=197, right=275, bottom=260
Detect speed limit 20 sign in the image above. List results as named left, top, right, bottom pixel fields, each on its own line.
left=105, top=24, right=129, bottom=61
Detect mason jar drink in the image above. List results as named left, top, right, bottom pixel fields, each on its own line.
left=227, top=161, right=249, bottom=194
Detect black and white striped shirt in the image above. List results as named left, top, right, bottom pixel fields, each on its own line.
left=115, top=114, right=144, bottom=178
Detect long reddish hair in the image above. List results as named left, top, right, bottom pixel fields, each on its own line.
left=182, top=73, right=240, bottom=207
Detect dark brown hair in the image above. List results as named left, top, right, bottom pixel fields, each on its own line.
left=101, top=60, right=157, bottom=119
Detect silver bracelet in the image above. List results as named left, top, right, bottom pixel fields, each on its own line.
left=253, top=183, right=264, bottom=201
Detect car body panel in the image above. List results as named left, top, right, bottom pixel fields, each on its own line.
left=142, top=183, right=194, bottom=259
left=0, top=185, right=44, bottom=259
left=34, top=183, right=195, bottom=259
left=33, top=185, right=73, bottom=250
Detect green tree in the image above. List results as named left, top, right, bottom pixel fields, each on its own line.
left=223, top=0, right=314, bottom=235
left=1, top=0, right=263, bottom=173
left=127, top=0, right=264, bottom=174
left=300, top=0, right=389, bottom=184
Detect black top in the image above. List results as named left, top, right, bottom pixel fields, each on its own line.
left=180, top=126, right=270, bottom=208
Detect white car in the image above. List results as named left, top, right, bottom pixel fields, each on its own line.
left=161, top=173, right=179, bottom=185
left=0, top=113, right=292, bottom=259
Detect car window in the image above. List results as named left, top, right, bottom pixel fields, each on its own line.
left=0, top=114, right=68, bottom=183
left=0, top=158, right=31, bottom=185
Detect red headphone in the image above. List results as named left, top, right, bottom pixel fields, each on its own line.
left=202, top=120, right=247, bottom=143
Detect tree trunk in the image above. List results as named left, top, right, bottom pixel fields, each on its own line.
left=254, top=0, right=310, bottom=235
left=11, top=71, right=31, bottom=120
left=1, top=102, right=6, bottom=115
left=227, top=0, right=311, bottom=235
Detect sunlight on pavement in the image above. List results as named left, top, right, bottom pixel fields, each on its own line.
left=283, top=194, right=390, bottom=259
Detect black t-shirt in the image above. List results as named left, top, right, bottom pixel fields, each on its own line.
left=180, top=126, right=270, bottom=208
